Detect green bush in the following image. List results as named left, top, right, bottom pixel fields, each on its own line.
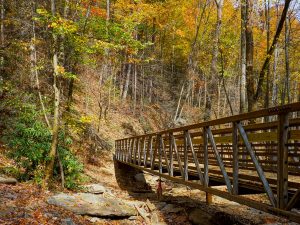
left=2, top=103, right=84, bottom=189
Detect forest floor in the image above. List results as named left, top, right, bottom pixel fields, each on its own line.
left=1, top=151, right=299, bottom=225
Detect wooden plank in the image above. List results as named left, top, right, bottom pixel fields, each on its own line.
left=237, top=123, right=276, bottom=207
left=286, top=189, right=300, bottom=211
left=277, top=113, right=289, bottom=209
left=206, top=127, right=232, bottom=193
left=186, top=130, right=204, bottom=184
left=184, top=131, right=189, bottom=181
left=232, top=122, right=239, bottom=195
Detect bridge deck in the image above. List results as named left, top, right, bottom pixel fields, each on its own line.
left=115, top=102, right=300, bottom=223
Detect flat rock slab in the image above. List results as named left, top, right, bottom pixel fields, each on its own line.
left=47, top=193, right=136, bottom=218
left=82, top=184, right=106, bottom=194
left=0, top=176, right=17, bottom=185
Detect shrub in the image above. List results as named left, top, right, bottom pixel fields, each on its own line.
left=2, top=103, right=84, bottom=189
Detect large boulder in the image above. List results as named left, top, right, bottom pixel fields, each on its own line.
left=47, top=193, right=136, bottom=218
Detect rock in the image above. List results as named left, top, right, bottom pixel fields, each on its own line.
left=61, top=218, right=75, bottom=225
left=128, top=216, right=139, bottom=220
left=0, top=176, right=17, bottom=185
left=161, top=204, right=184, bottom=213
left=82, top=184, right=106, bottom=194
left=47, top=193, right=136, bottom=218
left=188, top=209, right=212, bottom=225
left=134, top=173, right=147, bottom=183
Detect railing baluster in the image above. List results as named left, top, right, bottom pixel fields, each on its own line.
left=185, top=130, right=204, bottom=184
left=151, top=135, right=158, bottom=170
left=171, top=134, right=184, bottom=177
left=203, top=127, right=209, bottom=187
left=158, top=134, right=162, bottom=174
left=137, top=138, right=141, bottom=166
left=160, top=135, right=170, bottom=175
left=184, top=130, right=189, bottom=181
left=206, top=127, right=232, bottom=193
left=145, top=136, right=152, bottom=168
left=232, top=122, right=239, bottom=195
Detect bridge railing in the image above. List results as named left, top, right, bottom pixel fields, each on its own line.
left=115, top=102, right=300, bottom=222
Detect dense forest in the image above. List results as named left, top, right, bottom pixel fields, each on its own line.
left=0, top=0, right=299, bottom=188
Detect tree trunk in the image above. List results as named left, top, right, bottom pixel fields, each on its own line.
left=122, top=63, right=131, bottom=100
left=204, top=0, right=224, bottom=120
left=264, top=0, right=270, bottom=112
left=240, top=0, right=247, bottom=113
left=0, top=0, right=4, bottom=78
left=282, top=15, right=290, bottom=104
left=44, top=0, right=60, bottom=188
left=254, top=0, right=292, bottom=105
left=30, top=0, right=50, bottom=128
left=245, top=0, right=255, bottom=112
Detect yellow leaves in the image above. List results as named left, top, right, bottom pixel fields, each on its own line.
left=175, top=29, right=185, bottom=38
left=57, top=66, right=65, bottom=74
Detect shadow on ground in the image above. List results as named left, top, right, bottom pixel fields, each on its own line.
left=113, top=158, right=250, bottom=225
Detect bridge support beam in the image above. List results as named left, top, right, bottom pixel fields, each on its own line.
left=277, top=113, right=289, bottom=209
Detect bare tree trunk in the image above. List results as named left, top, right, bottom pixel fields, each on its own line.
left=245, top=0, right=255, bottom=112
left=254, top=0, right=292, bottom=105
left=45, top=0, right=60, bottom=188
left=30, top=0, right=50, bottom=128
left=240, top=0, right=247, bottom=113
left=174, top=83, right=185, bottom=122
left=282, top=15, right=290, bottom=104
left=149, top=78, right=152, bottom=103
left=272, top=2, right=280, bottom=107
left=133, top=63, right=137, bottom=114
left=122, top=63, right=131, bottom=100
left=0, top=0, right=5, bottom=89
left=264, top=0, right=270, bottom=112
left=204, top=0, right=224, bottom=120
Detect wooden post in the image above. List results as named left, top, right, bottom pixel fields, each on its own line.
left=203, top=127, right=209, bottom=186
left=169, top=133, right=174, bottom=176
left=277, top=113, right=289, bottom=209
left=184, top=130, right=189, bottom=181
left=203, top=127, right=212, bottom=204
left=232, top=122, right=239, bottom=195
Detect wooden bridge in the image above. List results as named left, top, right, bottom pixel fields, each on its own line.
left=115, top=102, right=300, bottom=223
